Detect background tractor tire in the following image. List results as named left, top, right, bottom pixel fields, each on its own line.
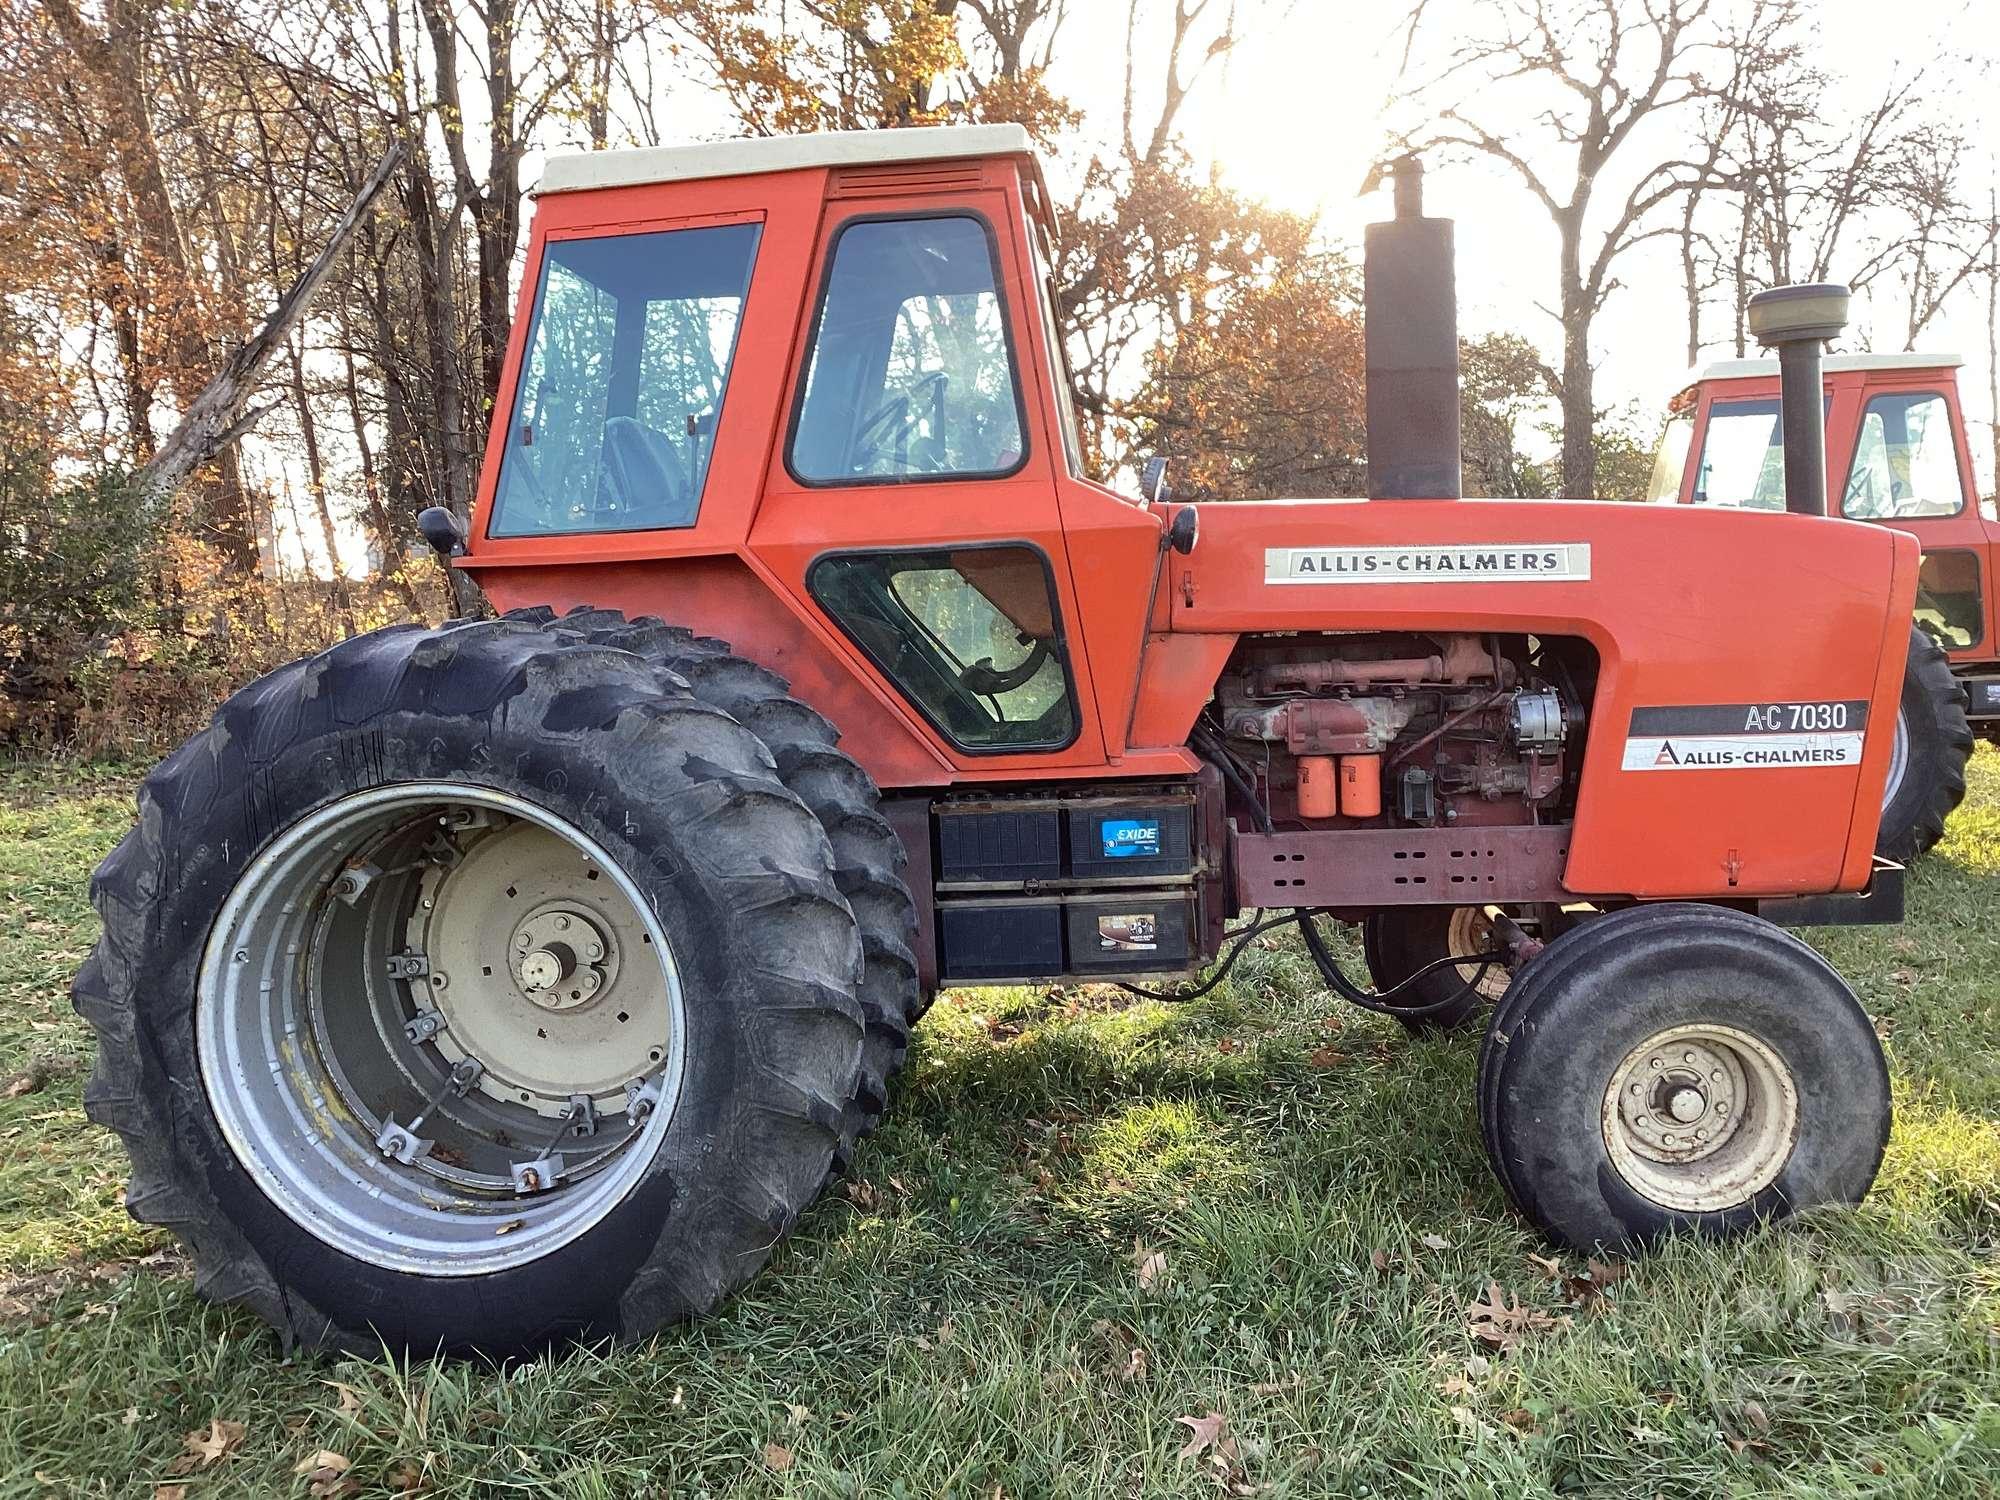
left=73, top=616, right=864, bottom=1355
left=1477, top=903, right=1888, bottom=1251
left=1361, top=906, right=1508, bottom=1033
left=1878, top=625, right=1972, bottom=861
left=526, top=606, right=922, bottom=1166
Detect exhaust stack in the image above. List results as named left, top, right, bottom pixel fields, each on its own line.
left=1747, top=283, right=1851, bottom=517
left=1365, top=156, right=1460, bottom=499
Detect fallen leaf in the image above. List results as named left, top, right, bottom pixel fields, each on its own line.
left=386, top=1460, right=425, bottom=1492
left=1250, top=1372, right=1301, bottom=1395
left=153, top=1488, right=188, bottom=1500
left=297, top=1450, right=355, bottom=1495
left=785, top=1401, right=812, bottom=1428
left=1132, top=1240, right=1167, bottom=1291
left=1465, top=1282, right=1559, bottom=1354
left=1463, top=1354, right=1491, bottom=1379
left=324, top=1380, right=364, bottom=1417
left=1586, top=1257, right=1627, bottom=1288
left=180, top=1418, right=246, bottom=1469
left=1439, top=1374, right=1474, bottom=1398
left=1420, top=1233, right=1451, bottom=1251
left=1739, top=1399, right=1770, bottom=1434
left=763, top=1441, right=795, bottom=1471
left=844, top=1179, right=883, bottom=1212
left=1307, top=1046, right=1346, bottom=1069
left=122, top=1406, right=141, bottom=1427
left=1501, top=1408, right=1539, bottom=1435
left=493, top=1219, right=525, bottom=1236
left=1370, top=1248, right=1391, bottom=1274
left=2, top=1073, right=36, bottom=1099
left=1525, top=1252, right=1564, bottom=1279
left=1176, top=1410, right=1229, bottom=1459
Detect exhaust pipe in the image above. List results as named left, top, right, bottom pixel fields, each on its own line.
left=1746, top=283, right=1851, bottom=517
left=1365, top=155, right=1460, bottom=499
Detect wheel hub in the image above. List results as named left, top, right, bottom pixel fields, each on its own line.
left=1611, top=1035, right=1746, bottom=1161
left=418, top=821, right=668, bottom=1117
left=510, top=906, right=615, bottom=1010
left=1601, top=1022, right=1798, bottom=1212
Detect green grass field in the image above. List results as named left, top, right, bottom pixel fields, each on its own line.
left=0, top=754, right=1995, bottom=1498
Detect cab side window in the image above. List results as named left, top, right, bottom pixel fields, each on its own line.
left=1842, top=391, right=1964, bottom=519
left=789, top=216, right=1028, bottom=484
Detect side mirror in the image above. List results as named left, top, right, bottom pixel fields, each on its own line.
left=417, top=506, right=468, bottom=559
left=1140, top=454, right=1172, bottom=504
left=1166, top=505, right=1198, bottom=555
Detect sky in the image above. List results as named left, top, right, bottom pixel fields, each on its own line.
left=1036, top=0, right=1998, bottom=478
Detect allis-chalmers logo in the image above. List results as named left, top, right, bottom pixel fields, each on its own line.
left=1264, top=544, right=1592, bottom=584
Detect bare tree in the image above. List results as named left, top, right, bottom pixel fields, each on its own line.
left=1397, top=0, right=1718, bottom=497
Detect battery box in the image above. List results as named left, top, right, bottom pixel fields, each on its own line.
left=937, top=892, right=1195, bottom=982
left=932, top=787, right=1202, bottom=983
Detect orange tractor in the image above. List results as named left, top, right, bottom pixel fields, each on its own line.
left=1647, top=353, right=1988, bottom=858
left=80, top=129, right=1917, bottom=1355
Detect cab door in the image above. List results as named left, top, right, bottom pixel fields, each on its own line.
left=749, top=186, right=1109, bottom=774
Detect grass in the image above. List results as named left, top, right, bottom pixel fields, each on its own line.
left=0, top=753, right=1995, bottom=1498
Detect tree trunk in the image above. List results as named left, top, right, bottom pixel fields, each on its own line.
left=1558, top=219, right=1595, bottom=498
left=133, top=142, right=407, bottom=515
left=286, top=335, right=356, bottom=636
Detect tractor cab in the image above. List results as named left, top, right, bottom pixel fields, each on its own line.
left=1651, top=356, right=2000, bottom=717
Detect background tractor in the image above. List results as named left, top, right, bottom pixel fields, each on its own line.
left=79, top=128, right=1916, bottom=1356
left=1647, top=352, right=1988, bottom=859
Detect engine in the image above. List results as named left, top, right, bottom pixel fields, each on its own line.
left=1212, top=632, right=1584, bottom=829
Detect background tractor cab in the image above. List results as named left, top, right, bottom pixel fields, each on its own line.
left=1649, top=353, right=1988, bottom=855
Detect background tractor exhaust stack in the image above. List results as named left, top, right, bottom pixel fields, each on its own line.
left=1746, top=282, right=1852, bottom=517
left=1364, top=154, right=1461, bottom=500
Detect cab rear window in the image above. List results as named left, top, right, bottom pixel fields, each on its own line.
left=489, top=221, right=759, bottom=536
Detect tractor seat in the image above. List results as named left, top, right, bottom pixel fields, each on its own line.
left=601, top=417, right=694, bottom=527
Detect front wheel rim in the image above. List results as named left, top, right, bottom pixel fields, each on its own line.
left=1600, top=1022, right=1798, bottom=1213
left=1449, top=906, right=1512, bottom=1001
left=197, top=784, right=687, bottom=1277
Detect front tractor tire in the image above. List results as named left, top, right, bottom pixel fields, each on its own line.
left=1477, top=904, right=1889, bottom=1251
left=74, top=617, right=867, bottom=1355
left=1878, top=625, right=1972, bottom=861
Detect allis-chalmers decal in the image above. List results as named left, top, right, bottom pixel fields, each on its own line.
left=1263, top=544, right=1592, bottom=584
left=1621, top=700, right=1870, bottom=771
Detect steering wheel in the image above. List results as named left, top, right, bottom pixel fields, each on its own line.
left=598, top=416, right=690, bottom=525
left=851, top=372, right=949, bottom=472
left=960, top=638, right=1051, bottom=696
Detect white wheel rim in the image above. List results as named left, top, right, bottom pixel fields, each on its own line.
left=1450, top=906, right=1512, bottom=1001
left=1601, top=1022, right=1798, bottom=1212
left=197, top=784, right=687, bottom=1276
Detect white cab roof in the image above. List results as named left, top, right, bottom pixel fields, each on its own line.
left=536, top=124, right=1036, bottom=196
left=1693, top=352, right=1964, bottom=383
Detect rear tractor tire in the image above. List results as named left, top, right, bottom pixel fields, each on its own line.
left=1477, top=903, right=1889, bottom=1250
left=1877, top=625, right=1972, bottom=861
left=520, top=605, right=923, bottom=1167
left=74, top=616, right=867, bottom=1354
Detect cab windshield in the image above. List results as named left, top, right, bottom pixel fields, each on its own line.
left=489, top=222, right=760, bottom=536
